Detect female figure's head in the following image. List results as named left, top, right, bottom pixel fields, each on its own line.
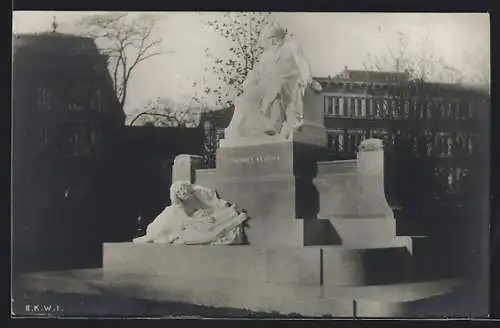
left=170, top=180, right=194, bottom=205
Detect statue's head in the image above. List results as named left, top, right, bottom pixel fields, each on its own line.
left=262, top=22, right=288, bottom=45
left=170, top=180, right=194, bottom=202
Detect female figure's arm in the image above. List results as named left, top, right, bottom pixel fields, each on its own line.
left=170, top=186, right=183, bottom=208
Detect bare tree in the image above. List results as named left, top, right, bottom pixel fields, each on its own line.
left=76, top=13, right=171, bottom=110
left=462, top=47, right=490, bottom=88
left=128, top=98, right=204, bottom=127
left=195, top=12, right=272, bottom=108
left=364, top=27, right=464, bottom=84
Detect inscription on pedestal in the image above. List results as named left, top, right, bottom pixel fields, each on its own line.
left=231, top=154, right=281, bottom=165
left=216, top=141, right=319, bottom=179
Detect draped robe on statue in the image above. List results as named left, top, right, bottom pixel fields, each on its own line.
left=225, top=37, right=313, bottom=139
left=133, top=184, right=248, bottom=245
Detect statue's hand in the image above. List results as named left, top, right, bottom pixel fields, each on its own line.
left=311, top=80, right=323, bottom=93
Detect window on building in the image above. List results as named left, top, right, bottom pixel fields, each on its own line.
left=382, top=99, right=390, bottom=118
left=378, top=99, right=384, bottom=118
left=418, top=101, right=426, bottom=120
left=63, top=123, right=92, bottom=157
left=454, top=133, right=464, bottom=156
left=69, top=103, right=84, bottom=110
left=446, top=136, right=453, bottom=157
left=327, top=133, right=334, bottom=149
left=468, top=103, right=474, bottom=120
left=453, top=102, right=461, bottom=120
left=90, top=89, right=103, bottom=112
left=356, top=98, right=363, bottom=117
left=439, top=102, right=446, bottom=121
left=68, top=84, right=91, bottom=111
left=467, top=136, right=474, bottom=155
left=325, top=96, right=333, bottom=115
left=373, top=99, right=380, bottom=118
left=424, top=132, right=434, bottom=156
left=426, top=101, right=433, bottom=120
left=37, top=87, right=53, bottom=109
left=346, top=134, right=354, bottom=153
left=343, top=97, right=350, bottom=117
left=458, top=102, right=468, bottom=120
left=411, top=99, right=418, bottom=119
left=39, top=126, right=49, bottom=148
left=403, top=100, right=410, bottom=118
left=429, top=101, right=436, bottom=120
left=348, top=131, right=364, bottom=151
left=353, top=98, right=359, bottom=117
left=437, top=133, right=449, bottom=157
left=447, top=103, right=454, bottom=120
left=338, top=133, right=345, bottom=152
left=361, top=98, right=367, bottom=117
left=391, top=99, right=398, bottom=119
left=366, top=98, right=373, bottom=118
left=357, top=98, right=364, bottom=117
left=333, top=97, right=340, bottom=115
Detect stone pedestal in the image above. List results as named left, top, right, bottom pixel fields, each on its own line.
left=299, top=86, right=329, bottom=147
left=214, top=140, right=322, bottom=246
left=206, top=86, right=329, bottom=246
left=356, top=139, right=394, bottom=219
left=172, top=154, right=203, bottom=183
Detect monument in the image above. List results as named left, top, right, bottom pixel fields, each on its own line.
left=81, top=23, right=463, bottom=316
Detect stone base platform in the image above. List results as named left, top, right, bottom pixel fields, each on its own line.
left=104, top=243, right=415, bottom=288
left=15, top=268, right=467, bottom=317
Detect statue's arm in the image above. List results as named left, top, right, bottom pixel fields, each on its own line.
left=193, top=185, right=229, bottom=209
left=287, top=40, right=313, bottom=89
left=170, top=186, right=183, bottom=207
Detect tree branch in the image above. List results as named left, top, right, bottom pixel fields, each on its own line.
left=227, top=13, right=249, bottom=73
left=74, top=13, right=167, bottom=111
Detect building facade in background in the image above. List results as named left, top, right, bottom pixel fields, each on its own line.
left=316, top=67, right=489, bottom=200
left=317, top=67, right=488, bottom=157
left=207, top=67, right=489, bottom=203
left=12, top=31, right=125, bottom=272
left=13, top=32, right=125, bottom=159
left=12, top=31, right=207, bottom=272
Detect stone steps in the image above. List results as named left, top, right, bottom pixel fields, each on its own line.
left=322, top=217, right=396, bottom=243
left=241, top=216, right=414, bottom=250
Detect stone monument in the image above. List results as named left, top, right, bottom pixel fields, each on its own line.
left=100, top=23, right=457, bottom=317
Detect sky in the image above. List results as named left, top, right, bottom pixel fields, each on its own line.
left=13, top=11, right=490, bottom=115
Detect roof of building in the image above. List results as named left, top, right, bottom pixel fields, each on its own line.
left=13, top=32, right=99, bottom=55
left=315, top=67, right=409, bottom=84
left=314, top=67, right=490, bottom=96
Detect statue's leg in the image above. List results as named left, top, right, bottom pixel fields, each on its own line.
left=284, top=88, right=304, bottom=132
left=263, top=103, right=281, bottom=135
left=279, top=119, right=292, bottom=139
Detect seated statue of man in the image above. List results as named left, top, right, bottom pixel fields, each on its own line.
left=133, top=181, right=249, bottom=245
left=225, top=22, right=322, bottom=140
